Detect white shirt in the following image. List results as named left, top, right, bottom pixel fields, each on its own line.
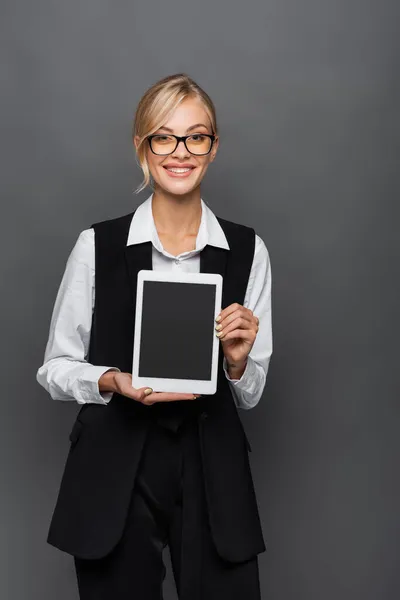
left=36, top=193, right=272, bottom=410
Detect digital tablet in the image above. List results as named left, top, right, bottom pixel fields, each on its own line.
left=132, top=269, right=223, bottom=394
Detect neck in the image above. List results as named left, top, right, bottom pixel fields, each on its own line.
left=151, top=186, right=202, bottom=237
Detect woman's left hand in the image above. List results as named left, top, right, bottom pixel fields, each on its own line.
left=215, top=303, right=259, bottom=372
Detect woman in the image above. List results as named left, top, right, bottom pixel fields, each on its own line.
left=37, top=73, right=272, bottom=600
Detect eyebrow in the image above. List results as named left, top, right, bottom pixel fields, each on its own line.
left=157, top=123, right=209, bottom=133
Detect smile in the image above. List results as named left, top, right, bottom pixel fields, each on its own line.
left=163, top=167, right=195, bottom=177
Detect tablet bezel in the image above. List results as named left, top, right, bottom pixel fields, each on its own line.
left=132, top=269, right=223, bottom=394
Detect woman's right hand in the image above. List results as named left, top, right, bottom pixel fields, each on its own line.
left=100, top=371, right=200, bottom=406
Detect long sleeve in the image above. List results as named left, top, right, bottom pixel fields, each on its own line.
left=36, top=228, right=121, bottom=405
left=223, top=234, right=272, bottom=410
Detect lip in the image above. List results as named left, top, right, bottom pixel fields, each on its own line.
left=163, top=165, right=196, bottom=178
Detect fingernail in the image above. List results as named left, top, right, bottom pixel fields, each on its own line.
left=144, top=388, right=153, bottom=395
left=215, top=315, right=221, bottom=322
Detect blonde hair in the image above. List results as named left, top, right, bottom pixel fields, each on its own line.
left=132, top=73, right=218, bottom=194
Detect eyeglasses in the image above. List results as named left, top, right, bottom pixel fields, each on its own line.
left=147, top=133, right=216, bottom=156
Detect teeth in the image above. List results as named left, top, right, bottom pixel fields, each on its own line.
left=166, top=167, right=191, bottom=173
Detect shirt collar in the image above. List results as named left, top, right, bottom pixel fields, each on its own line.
left=126, top=192, right=230, bottom=252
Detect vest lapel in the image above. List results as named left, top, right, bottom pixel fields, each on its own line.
left=200, top=243, right=229, bottom=307
left=199, top=243, right=228, bottom=276
left=200, top=216, right=235, bottom=309
left=124, top=240, right=153, bottom=307
left=200, top=243, right=229, bottom=380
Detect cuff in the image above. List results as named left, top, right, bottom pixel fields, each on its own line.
left=77, top=366, right=121, bottom=405
left=223, top=355, right=257, bottom=387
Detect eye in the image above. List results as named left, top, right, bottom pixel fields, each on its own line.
left=189, top=134, right=207, bottom=142
left=154, top=135, right=174, bottom=143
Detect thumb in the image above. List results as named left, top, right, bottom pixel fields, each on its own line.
left=135, top=386, right=153, bottom=401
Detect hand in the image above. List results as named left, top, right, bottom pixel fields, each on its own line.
left=112, top=372, right=201, bottom=406
left=215, top=303, right=259, bottom=373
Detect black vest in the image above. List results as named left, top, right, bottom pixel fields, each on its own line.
left=46, top=209, right=266, bottom=563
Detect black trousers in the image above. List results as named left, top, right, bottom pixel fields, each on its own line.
left=74, top=414, right=261, bottom=600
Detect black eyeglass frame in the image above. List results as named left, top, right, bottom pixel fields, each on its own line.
left=147, top=133, right=216, bottom=156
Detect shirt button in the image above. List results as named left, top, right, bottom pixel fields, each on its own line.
left=200, top=411, right=208, bottom=420
left=174, top=259, right=180, bottom=265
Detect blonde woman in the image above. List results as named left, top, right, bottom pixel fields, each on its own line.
left=37, top=73, right=272, bottom=599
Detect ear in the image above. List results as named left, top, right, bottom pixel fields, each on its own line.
left=133, top=135, right=140, bottom=150
left=210, top=136, right=219, bottom=162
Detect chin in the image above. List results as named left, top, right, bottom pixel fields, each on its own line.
left=157, top=179, right=199, bottom=196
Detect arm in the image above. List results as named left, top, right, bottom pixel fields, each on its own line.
left=223, top=234, right=272, bottom=409
left=36, top=228, right=121, bottom=405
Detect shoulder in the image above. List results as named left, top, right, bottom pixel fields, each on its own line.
left=247, top=233, right=271, bottom=289
left=216, top=215, right=270, bottom=263
left=65, top=227, right=95, bottom=270
left=215, top=216, right=256, bottom=257
left=71, top=227, right=94, bottom=253
left=254, top=233, right=270, bottom=265
left=88, top=210, right=138, bottom=254
left=216, top=215, right=255, bottom=237
left=90, top=210, right=136, bottom=233
left=70, top=210, right=136, bottom=262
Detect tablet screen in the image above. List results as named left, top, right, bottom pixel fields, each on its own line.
left=138, top=280, right=216, bottom=380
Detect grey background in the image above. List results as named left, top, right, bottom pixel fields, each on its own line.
left=1, top=0, right=399, bottom=598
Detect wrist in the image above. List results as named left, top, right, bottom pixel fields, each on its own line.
left=227, top=358, right=248, bottom=380
left=98, top=369, right=118, bottom=393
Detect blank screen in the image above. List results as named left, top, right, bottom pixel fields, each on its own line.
left=138, top=280, right=216, bottom=380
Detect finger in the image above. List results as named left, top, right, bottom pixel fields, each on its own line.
left=124, top=385, right=150, bottom=401
left=217, top=306, right=254, bottom=330
left=219, top=328, right=256, bottom=343
left=135, top=386, right=154, bottom=397
left=217, top=316, right=256, bottom=338
left=130, top=384, right=201, bottom=404
left=142, top=392, right=199, bottom=404
left=216, top=303, right=242, bottom=323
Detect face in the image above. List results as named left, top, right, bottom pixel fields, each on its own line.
left=134, top=96, right=219, bottom=196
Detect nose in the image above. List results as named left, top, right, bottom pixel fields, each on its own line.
left=172, top=138, right=190, bottom=157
